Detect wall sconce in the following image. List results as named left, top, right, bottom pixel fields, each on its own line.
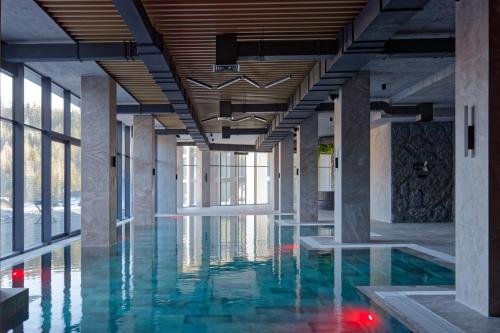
left=464, top=105, right=475, bottom=158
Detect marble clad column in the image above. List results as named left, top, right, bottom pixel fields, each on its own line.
left=197, top=150, right=210, bottom=207
left=81, top=76, right=117, bottom=247
left=279, top=133, right=294, bottom=213
left=133, top=115, right=155, bottom=225
left=455, top=0, right=500, bottom=316
left=334, top=72, right=370, bottom=243
left=157, top=135, right=177, bottom=214
left=273, top=145, right=280, bottom=211
left=297, top=113, right=318, bottom=222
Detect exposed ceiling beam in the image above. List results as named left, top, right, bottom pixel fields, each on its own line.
left=209, top=144, right=256, bottom=152
left=217, top=35, right=454, bottom=62
left=390, top=64, right=455, bottom=103
left=256, top=0, right=433, bottom=152
left=117, top=104, right=174, bottom=115
left=112, top=0, right=209, bottom=150
left=229, top=102, right=288, bottom=113
left=2, top=42, right=137, bottom=63
left=156, top=129, right=188, bottom=136
left=222, top=126, right=268, bottom=138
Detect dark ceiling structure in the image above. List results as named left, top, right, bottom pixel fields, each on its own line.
left=26, top=0, right=454, bottom=151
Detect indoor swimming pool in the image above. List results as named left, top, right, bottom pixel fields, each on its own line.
left=0, top=216, right=454, bottom=332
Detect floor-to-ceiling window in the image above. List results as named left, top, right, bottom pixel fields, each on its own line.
left=209, top=151, right=271, bottom=206
left=318, top=152, right=334, bottom=191
left=24, top=69, right=43, bottom=249
left=182, top=146, right=198, bottom=207
left=116, top=122, right=131, bottom=220
left=0, top=65, right=83, bottom=258
left=0, top=71, right=14, bottom=257
left=70, top=95, right=81, bottom=232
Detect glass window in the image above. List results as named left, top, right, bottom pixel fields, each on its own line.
left=70, top=96, right=81, bottom=139
left=182, top=146, right=198, bottom=207
left=0, top=120, right=14, bottom=257
left=255, top=153, right=270, bottom=204
left=1, top=72, right=13, bottom=119
left=24, top=128, right=42, bottom=249
left=51, top=141, right=65, bottom=236
left=24, top=69, right=42, bottom=128
left=245, top=153, right=255, bottom=205
left=51, top=84, right=65, bottom=133
left=318, top=153, right=333, bottom=191
left=70, top=145, right=81, bottom=232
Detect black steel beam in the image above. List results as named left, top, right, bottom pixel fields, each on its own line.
left=230, top=103, right=288, bottom=113
left=209, top=144, right=257, bottom=152
left=222, top=126, right=268, bottom=138
left=256, top=0, right=432, bottom=151
left=2, top=42, right=137, bottom=63
left=117, top=104, right=174, bottom=114
left=237, top=39, right=339, bottom=61
left=156, top=129, right=189, bottom=136
left=112, top=0, right=209, bottom=150
left=219, top=37, right=454, bottom=62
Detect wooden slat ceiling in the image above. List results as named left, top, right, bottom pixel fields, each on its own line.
left=141, top=0, right=368, bottom=132
left=36, top=0, right=183, bottom=128
left=37, top=0, right=369, bottom=133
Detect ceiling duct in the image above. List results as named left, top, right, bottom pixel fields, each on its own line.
left=214, top=34, right=240, bottom=73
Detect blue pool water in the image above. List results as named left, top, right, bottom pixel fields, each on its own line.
left=0, top=216, right=454, bottom=332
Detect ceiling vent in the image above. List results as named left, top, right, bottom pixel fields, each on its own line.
left=214, top=34, right=240, bottom=73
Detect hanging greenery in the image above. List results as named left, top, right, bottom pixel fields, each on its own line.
left=318, top=144, right=334, bottom=156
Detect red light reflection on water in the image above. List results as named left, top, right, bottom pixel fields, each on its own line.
left=310, top=307, right=381, bottom=332
left=275, top=244, right=299, bottom=254
left=12, top=268, right=25, bottom=281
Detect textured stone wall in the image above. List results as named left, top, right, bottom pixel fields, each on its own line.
left=391, top=122, right=454, bottom=223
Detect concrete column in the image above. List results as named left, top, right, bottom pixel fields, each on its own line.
left=81, top=76, right=116, bottom=247
left=279, top=133, right=294, bottom=213
left=273, top=145, right=280, bottom=211
left=455, top=0, right=500, bottom=317
left=197, top=151, right=210, bottom=207
left=157, top=135, right=177, bottom=214
left=297, top=113, right=318, bottom=222
left=132, top=115, right=155, bottom=225
left=334, top=72, right=370, bottom=243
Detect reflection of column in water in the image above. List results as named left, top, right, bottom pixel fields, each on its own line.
left=131, top=225, right=156, bottom=331
left=156, top=218, right=178, bottom=294
left=80, top=247, right=115, bottom=332
left=41, top=253, right=52, bottom=332
left=370, top=248, right=392, bottom=286
left=334, top=249, right=342, bottom=307
left=62, top=247, right=71, bottom=330
left=295, top=224, right=301, bottom=309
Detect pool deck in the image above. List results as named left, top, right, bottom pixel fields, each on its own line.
left=300, top=213, right=500, bottom=333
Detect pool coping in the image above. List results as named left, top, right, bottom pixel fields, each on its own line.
left=300, top=236, right=455, bottom=268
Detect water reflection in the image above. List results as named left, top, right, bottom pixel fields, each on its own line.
left=0, top=216, right=454, bottom=332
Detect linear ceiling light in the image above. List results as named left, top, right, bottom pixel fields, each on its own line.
left=187, top=77, right=213, bottom=90
left=253, top=116, right=269, bottom=123
left=264, top=75, right=292, bottom=89
left=217, top=76, right=242, bottom=90
left=242, top=76, right=260, bottom=88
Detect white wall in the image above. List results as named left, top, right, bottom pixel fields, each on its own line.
left=370, top=123, right=391, bottom=223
